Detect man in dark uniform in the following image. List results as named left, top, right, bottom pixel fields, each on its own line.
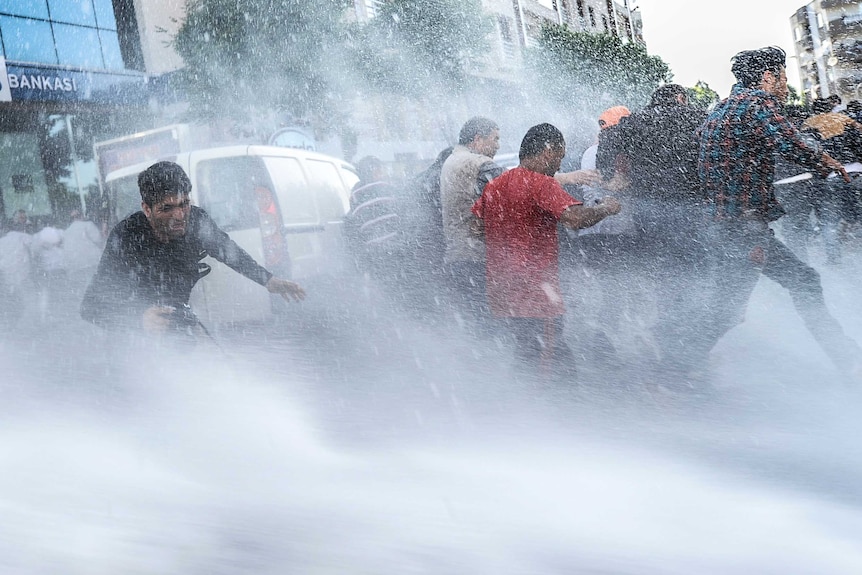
left=81, top=161, right=304, bottom=333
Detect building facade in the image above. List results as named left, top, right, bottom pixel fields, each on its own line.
left=0, top=0, right=156, bottom=224
left=0, top=0, right=652, bottom=217
left=342, top=0, right=646, bottom=168
left=791, top=0, right=862, bottom=102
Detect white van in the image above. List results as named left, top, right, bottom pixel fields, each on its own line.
left=103, top=145, right=359, bottom=326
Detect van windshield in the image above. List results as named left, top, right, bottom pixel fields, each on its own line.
left=108, top=175, right=143, bottom=221
left=195, top=157, right=267, bottom=231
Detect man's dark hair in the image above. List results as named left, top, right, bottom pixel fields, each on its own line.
left=138, top=161, right=192, bottom=206
left=458, top=116, right=498, bottom=146
left=354, top=155, right=385, bottom=184
left=812, top=98, right=833, bottom=115
left=650, top=84, right=687, bottom=107
left=730, top=46, right=786, bottom=88
left=519, top=123, right=565, bottom=161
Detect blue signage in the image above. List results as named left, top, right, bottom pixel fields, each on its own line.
left=4, top=62, right=148, bottom=105
left=269, top=127, right=317, bottom=151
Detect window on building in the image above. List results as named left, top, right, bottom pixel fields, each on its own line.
left=498, top=15, right=516, bottom=61
left=99, top=29, right=123, bottom=69
left=0, top=0, right=125, bottom=69
left=3, top=1, right=49, bottom=19
left=606, top=0, right=615, bottom=30
left=576, top=0, right=585, bottom=18
left=588, top=6, right=596, bottom=28
left=602, top=14, right=609, bottom=32
left=0, top=15, right=58, bottom=63
left=48, top=0, right=96, bottom=27
left=364, top=0, right=385, bottom=18
left=54, top=23, right=102, bottom=68
left=560, top=0, right=570, bottom=23
left=93, top=0, right=117, bottom=30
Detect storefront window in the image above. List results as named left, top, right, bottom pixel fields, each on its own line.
left=0, top=111, right=149, bottom=227
left=0, top=16, right=58, bottom=64
left=0, top=132, right=52, bottom=220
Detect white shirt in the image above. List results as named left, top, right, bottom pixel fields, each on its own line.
left=580, top=144, right=598, bottom=171
left=0, top=230, right=33, bottom=288
left=32, top=226, right=65, bottom=273
left=64, top=220, right=103, bottom=271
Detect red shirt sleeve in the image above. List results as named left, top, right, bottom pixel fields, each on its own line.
left=535, top=176, right=580, bottom=218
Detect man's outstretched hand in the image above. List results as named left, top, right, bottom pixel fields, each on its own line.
left=821, top=153, right=851, bottom=183
left=266, top=277, right=306, bottom=302
left=142, top=305, right=175, bottom=333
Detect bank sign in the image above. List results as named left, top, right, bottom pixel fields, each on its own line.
left=0, top=57, right=146, bottom=105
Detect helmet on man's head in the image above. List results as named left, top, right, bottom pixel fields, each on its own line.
left=138, top=161, right=192, bottom=206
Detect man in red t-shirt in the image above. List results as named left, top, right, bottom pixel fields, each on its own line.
left=472, top=123, right=621, bottom=377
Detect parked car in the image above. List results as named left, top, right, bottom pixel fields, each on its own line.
left=103, top=145, right=359, bottom=326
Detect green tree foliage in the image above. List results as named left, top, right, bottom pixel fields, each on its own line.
left=686, top=80, right=720, bottom=110
left=172, top=0, right=350, bottom=131
left=786, top=84, right=806, bottom=106
left=351, top=0, right=493, bottom=98
left=528, top=24, right=672, bottom=117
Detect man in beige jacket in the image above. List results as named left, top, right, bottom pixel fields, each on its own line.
left=440, top=116, right=600, bottom=333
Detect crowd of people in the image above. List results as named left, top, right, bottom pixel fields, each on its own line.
left=346, top=46, right=862, bottom=388
left=0, top=208, right=104, bottom=329
left=3, top=44, right=859, bottom=390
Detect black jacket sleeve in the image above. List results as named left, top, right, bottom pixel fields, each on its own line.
left=194, top=208, right=273, bottom=287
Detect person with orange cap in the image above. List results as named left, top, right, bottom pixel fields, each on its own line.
left=579, top=105, right=630, bottom=174
left=564, top=106, right=642, bottom=368
left=597, top=84, right=711, bottom=382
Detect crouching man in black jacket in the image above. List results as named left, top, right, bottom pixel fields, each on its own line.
left=81, top=161, right=304, bottom=333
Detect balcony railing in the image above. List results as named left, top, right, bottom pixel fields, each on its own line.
left=833, top=42, right=862, bottom=64
left=821, top=0, right=859, bottom=9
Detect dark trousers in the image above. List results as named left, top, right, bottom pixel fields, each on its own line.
left=690, top=220, right=860, bottom=374
left=445, top=260, right=491, bottom=330
left=564, top=232, right=646, bottom=363
left=777, top=178, right=848, bottom=264
left=631, top=198, right=712, bottom=368
left=506, top=316, right=576, bottom=381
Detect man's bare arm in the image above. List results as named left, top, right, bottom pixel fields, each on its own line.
left=559, top=197, right=622, bottom=230
left=554, top=169, right=601, bottom=187
left=820, top=152, right=851, bottom=182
